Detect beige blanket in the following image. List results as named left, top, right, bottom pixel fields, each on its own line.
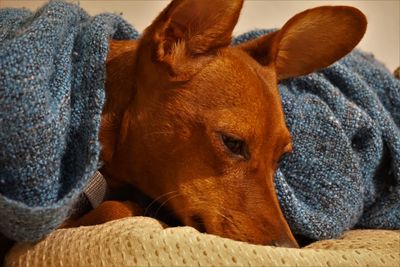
left=5, top=217, right=400, bottom=266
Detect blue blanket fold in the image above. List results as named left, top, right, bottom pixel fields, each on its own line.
left=0, top=1, right=138, bottom=241
left=1, top=2, right=399, bottom=242
left=275, top=50, right=400, bottom=239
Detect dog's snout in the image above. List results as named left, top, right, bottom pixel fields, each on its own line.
left=190, top=214, right=207, bottom=233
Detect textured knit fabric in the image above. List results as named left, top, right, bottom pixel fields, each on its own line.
left=5, top=217, right=400, bottom=267
left=234, top=30, right=400, bottom=240
left=0, top=1, right=138, bottom=241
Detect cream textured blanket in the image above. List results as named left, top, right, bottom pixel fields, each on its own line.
left=5, top=217, right=400, bottom=267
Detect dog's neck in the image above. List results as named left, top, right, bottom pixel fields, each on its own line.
left=99, top=40, right=138, bottom=186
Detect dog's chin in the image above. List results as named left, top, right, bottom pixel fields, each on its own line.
left=209, top=227, right=299, bottom=248
left=191, top=221, right=295, bottom=247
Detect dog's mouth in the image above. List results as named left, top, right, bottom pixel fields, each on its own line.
left=121, top=186, right=183, bottom=227
left=126, top=188, right=213, bottom=234
left=189, top=214, right=207, bottom=233
left=140, top=197, right=208, bottom=234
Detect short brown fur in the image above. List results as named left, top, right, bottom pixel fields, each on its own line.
left=70, top=0, right=367, bottom=247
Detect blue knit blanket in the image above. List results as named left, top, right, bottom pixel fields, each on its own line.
left=235, top=30, right=400, bottom=239
left=1, top=2, right=399, bottom=242
left=0, top=2, right=138, bottom=241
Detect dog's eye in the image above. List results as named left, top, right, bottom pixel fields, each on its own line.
left=220, top=134, right=250, bottom=160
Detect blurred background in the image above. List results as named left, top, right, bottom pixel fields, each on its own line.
left=1, top=0, right=399, bottom=71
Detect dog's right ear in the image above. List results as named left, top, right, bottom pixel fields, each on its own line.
left=142, top=0, right=244, bottom=80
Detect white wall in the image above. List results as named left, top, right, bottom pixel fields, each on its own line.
left=1, top=0, right=399, bottom=71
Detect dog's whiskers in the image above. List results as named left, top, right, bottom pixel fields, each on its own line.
left=215, top=210, right=234, bottom=225
left=144, top=190, right=178, bottom=216
left=216, top=209, right=241, bottom=232
left=154, top=193, right=181, bottom=219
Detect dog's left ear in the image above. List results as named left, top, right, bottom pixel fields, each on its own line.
left=238, top=6, right=367, bottom=80
left=142, top=0, right=244, bottom=80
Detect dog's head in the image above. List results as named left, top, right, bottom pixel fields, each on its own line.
left=102, top=0, right=366, bottom=247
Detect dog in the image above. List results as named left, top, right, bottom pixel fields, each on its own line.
left=66, top=0, right=367, bottom=248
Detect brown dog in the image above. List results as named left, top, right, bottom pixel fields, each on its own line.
left=69, top=0, right=367, bottom=248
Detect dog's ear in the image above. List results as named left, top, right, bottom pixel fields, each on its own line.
left=143, top=0, right=243, bottom=80
left=239, top=6, right=367, bottom=80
